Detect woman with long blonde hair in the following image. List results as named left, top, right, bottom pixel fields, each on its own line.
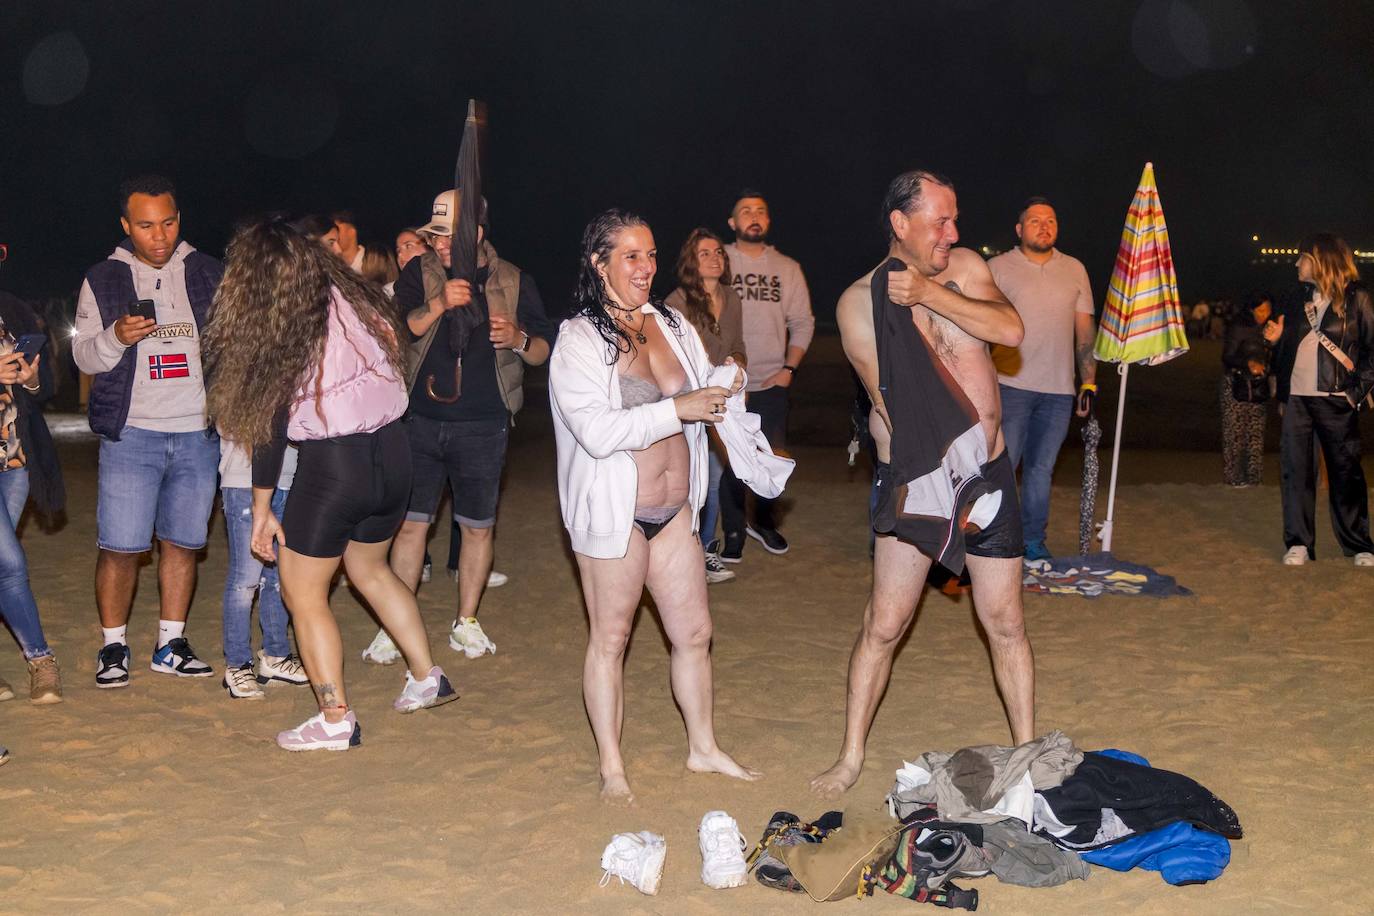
left=1264, top=232, right=1374, bottom=566
left=206, top=218, right=457, bottom=751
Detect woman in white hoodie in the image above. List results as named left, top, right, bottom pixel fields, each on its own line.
left=550, top=210, right=760, bottom=805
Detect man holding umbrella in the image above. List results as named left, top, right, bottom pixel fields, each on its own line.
left=362, top=189, right=553, bottom=665
left=989, top=197, right=1097, bottom=562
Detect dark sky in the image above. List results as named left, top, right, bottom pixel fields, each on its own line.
left=2, top=0, right=1372, bottom=322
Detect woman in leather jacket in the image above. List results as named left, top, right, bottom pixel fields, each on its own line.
left=1263, top=233, right=1374, bottom=566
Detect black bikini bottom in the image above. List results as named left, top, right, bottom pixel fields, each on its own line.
left=633, top=505, right=683, bottom=542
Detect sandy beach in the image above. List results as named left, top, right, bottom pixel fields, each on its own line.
left=2, top=337, right=1372, bottom=914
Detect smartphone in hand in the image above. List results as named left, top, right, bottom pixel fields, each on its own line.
left=128, top=299, right=157, bottom=321
left=14, top=333, right=46, bottom=361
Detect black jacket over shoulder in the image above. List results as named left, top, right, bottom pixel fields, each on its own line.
left=1272, top=280, right=1374, bottom=404
left=0, top=290, right=65, bottom=518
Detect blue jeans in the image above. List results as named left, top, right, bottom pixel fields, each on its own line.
left=220, top=487, right=291, bottom=667
left=999, top=385, right=1074, bottom=547
left=698, top=448, right=725, bottom=547
left=97, top=427, right=220, bottom=552
left=0, top=468, right=49, bottom=660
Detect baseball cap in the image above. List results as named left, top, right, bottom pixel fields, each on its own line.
left=419, top=190, right=457, bottom=238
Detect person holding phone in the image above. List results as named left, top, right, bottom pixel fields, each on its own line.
left=0, top=285, right=65, bottom=705
left=72, top=175, right=223, bottom=688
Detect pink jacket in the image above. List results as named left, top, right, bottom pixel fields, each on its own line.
left=288, top=289, right=407, bottom=440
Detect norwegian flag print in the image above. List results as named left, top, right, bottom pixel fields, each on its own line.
left=148, top=353, right=190, bottom=380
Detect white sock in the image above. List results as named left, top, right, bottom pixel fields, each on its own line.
left=157, top=619, right=185, bottom=648
left=102, top=626, right=128, bottom=647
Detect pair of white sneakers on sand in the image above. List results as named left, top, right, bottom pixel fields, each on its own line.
left=599, top=811, right=749, bottom=896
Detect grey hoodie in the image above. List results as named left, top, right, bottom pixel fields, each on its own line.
left=73, top=241, right=207, bottom=432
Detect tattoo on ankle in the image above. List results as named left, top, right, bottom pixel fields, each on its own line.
left=315, top=682, right=339, bottom=708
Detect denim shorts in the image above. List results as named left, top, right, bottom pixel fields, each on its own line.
left=97, top=426, right=220, bottom=552
left=405, top=414, right=508, bottom=527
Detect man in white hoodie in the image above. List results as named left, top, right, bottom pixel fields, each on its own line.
left=72, top=175, right=223, bottom=689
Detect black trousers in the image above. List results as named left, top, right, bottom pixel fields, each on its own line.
left=1280, top=395, right=1374, bottom=557
left=721, top=385, right=789, bottom=536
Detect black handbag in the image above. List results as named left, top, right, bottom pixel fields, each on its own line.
left=1230, top=369, right=1269, bottom=404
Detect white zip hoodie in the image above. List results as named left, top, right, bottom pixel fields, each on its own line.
left=550, top=303, right=713, bottom=560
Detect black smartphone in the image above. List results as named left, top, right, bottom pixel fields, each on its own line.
left=14, top=333, right=46, bottom=361
left=128, top=299, right=157, bottom=321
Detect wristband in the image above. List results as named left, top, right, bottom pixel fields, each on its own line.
left=782, top=365, right=796, bottom=374
left=1079, top=382, right=1097, bottom=392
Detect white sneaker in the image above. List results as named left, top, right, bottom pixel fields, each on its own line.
left=1355, top=552, right=1374, bottom=567
left=222, top=663, right=265, bottom=700
left=487, top=569, right=509, bottom=588
left=362, top=629, right=401, bottom=665
left=448, top=617, right=496, bottom=659
left=256, top=651, right=309, bottom=686
left=1283, top=546, right=1310, bottom=566
left=698, top=810, right=748, bottom=889
left=599, top=831, right=666, bottom=895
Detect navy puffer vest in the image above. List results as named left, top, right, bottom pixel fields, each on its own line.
left=84, top=240, right=222, bottom=440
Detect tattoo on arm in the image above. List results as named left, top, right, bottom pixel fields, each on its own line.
left=1076, top=339, right=1095, bottom=384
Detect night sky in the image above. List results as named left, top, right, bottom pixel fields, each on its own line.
left=3, top=0, right=1372, bottom=322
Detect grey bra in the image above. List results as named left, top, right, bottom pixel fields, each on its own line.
left=619, top=373, right=688, bottom=407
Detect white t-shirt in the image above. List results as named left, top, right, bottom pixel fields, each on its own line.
left=1290, top=295, right=1335, bottom=397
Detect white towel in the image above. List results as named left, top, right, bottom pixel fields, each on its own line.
left=706, top=364, right=796, bottom=498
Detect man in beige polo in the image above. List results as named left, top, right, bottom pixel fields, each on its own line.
left=989, top=197, right=1096, bottom=562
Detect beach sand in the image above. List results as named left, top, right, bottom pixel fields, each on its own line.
left=2, top=339, right=1372, bottom=914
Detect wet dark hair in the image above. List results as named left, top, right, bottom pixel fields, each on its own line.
left=119, top=174, right=177, bottom=217
left=572, top=208, right=678, bottom=362
left=881, top=169, right=954, bottom=242
left=1018, top=196, right=1054, bottom=222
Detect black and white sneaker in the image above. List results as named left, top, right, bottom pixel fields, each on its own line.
left=704, top=540, right=736, bottom=584
left=96, top=642, right=131, bottom=689
left=746, top=525, right=790, bottom=556
left=150, top=637, right=214, bottom=678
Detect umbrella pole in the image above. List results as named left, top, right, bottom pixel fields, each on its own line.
left=1099, top=361, right=1130, bottom=553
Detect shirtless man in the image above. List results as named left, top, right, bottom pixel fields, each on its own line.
left=811, top=170, right=1035, bottom=797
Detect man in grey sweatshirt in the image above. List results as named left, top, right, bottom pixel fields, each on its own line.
left=72, top=175, right=222, bottom=689
left=721, top=190, right=815, bottom=562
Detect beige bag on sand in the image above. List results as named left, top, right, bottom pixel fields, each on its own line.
left=778, top=811, right=906, bottom=902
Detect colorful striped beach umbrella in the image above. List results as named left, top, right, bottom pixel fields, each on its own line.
left=1094, top=162, right=1189, bottom=366
left=1093, top=162, right=1188, bottom=552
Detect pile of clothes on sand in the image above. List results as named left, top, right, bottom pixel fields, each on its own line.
left=745, top=730, right=1241, bottom=909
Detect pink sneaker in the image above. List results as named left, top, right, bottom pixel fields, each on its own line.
left=393, top=666, right=459, bottom=714
left=276, top=710, right=360, bottom=752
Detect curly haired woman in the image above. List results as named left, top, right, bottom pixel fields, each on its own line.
left=206, top=218, right=457, bottom=751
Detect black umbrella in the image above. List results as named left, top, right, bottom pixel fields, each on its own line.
left=425, top=98, right=488, bottom=404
